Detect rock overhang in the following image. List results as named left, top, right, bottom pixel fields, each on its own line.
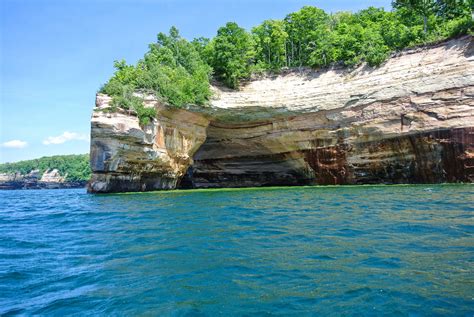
left=88, top=36, right=474, bottom=193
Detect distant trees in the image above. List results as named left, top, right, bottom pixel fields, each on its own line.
left=0, top=154, right=91, bottom=181
left=99, top=3, right=473, bottom=112
left=393, top=0, right=473, bottom=20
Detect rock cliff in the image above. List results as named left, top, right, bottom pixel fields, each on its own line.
left=0, top=169, right=86, bottom=190
left=89, top=36, right=474, bottom=193
left=89, top=95, right=209, bottom=193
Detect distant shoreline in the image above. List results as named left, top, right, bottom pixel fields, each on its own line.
left=0, top=180, right=88, bottom=190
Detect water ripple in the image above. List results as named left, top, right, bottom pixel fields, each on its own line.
left=0, top=185, right=473, bottom=315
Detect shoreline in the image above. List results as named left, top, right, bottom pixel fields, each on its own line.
left=0, top=181, right=88, bottom=191
left=113, top=182, right=474, bottom=195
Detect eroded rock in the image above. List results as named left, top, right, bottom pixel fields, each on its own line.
left=89, top=36, right=474, bottom=193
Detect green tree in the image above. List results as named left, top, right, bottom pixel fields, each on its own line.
left=363, top=26, right=390, bottom=66
left=354, top=8, right=392, bottom=66
left=212, top=22, right=255, bottom=88
left=284, top=6, right=331, bottom=67
left=335, top=21, right=366, bottom=66
left=393, top=0, right=438, bottom=33
left=191, top=37, right=215, bottom=66
left=142, top=27, right=212, bottom=106
left=378, top=12, right=413, bottom=49
left=436, top=0, right=472, bottom=19
left=252, top=20, right=288, bottom=70
left=99, top=4, right=472, bottom=104
left=100, top=26, right=212, bottom=123
left=308, top=30, right=340, bottom=68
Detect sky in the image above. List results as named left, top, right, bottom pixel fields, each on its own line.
left=0, top=0, right=392, bottom=163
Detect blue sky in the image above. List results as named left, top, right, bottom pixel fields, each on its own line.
left=0, top=0, right=392, bottom=163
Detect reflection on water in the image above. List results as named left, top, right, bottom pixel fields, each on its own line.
left=0, top=185, right=473, bottom=315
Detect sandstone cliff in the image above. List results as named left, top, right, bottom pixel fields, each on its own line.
left=89, top=36, right=474, bottom=193
left=0, top=169, right=86, bottom=190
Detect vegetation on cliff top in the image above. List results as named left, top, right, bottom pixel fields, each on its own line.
left=0, top=154, right=91, bottom=181
left=99, top=0, right=473, bottom=121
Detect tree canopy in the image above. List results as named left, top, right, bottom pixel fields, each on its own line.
left=252, top=20, right=288, bottom=70
left=100, top=27, right=212, bottom=124
left=99, top=3, right=473, bottom=115
left=211, top=22, right=256, bottom=88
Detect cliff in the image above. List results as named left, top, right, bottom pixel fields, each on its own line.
left=0, top=169, right=87, bottom=190
left=89, top=36, right=474, bottom=193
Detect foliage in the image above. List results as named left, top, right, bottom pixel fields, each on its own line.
left=284, top=6, right=331, bottom=67
left=440, top=15, right=474, bottom=37
left=252, top=20, right=288, bottom=70
left=393, top=0, right=438, bottom=33
left=100, top=4, right=473, bottom=92
left=191, top=37, right=215, bottom=66
left=0, top=154, right=91, bottom=181
left=436, top=0, right=473, bottom=19
left=100, top=27, right=212, bottom=123
left=107, top=85, right=157, bottom=126
left=211, top=22, right=256, bottom=88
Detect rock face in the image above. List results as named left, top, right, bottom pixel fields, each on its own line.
left=0, top=169, right=86, bottom=190
left=89, top=36, right=474, bottom=193
left=40, top=169, right=66, bottom=183
left=89, top=95, right=209, bottom=193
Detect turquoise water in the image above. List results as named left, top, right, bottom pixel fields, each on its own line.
left=0, top=185, right=473, bottom=316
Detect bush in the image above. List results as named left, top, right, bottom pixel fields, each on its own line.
left=110, top=94, right=157, bottom=126
left=442, top=16, right=473, bottom=37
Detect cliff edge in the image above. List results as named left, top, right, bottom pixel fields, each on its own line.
left=89, top=36, right=474, bottom=193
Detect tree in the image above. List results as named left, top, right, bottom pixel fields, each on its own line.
left=335, top=22, right=366, bottom=66
left=284, top=6, right=330, bottom=67
left=191, top=37, right=214, bottom=66
left=362, top=26, right=390, bottom=66
left=212, top=22, right=255, bottom=88
left=393, top=0, right=438, bottom=33
left=99, top=4, right=473, bottom=105
left=252, top=20, right=288, bottom=70
left=308, top=30, right=340, bottom=68
left=101, top=26, right=212, bottom=112
left=436, top=0, right=473, bottom=19
left=143, top=27, right=212, bottom=106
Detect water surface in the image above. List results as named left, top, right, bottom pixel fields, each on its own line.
left=1, top=185, right=473, bottom=315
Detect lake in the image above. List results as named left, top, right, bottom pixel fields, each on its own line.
left=1, top=185, right=473, bottom=315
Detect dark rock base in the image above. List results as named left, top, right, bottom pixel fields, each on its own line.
left=0, top=181, right=88, bottom=190
left=183, top=127, right=473, bottom=188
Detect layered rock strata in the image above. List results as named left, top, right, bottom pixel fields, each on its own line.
left=89, top=36, right=474, bottom=193
left=0, top=169, right=86, bottom=190
left=88, top=95, right=209, bottom=193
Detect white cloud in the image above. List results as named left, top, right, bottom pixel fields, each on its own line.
left=43, top=131, right=88, bottom=145
left=2, top=140, right=28, bottom=149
